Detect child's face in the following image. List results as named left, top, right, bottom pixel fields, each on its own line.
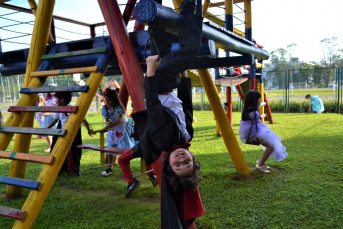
left=257, top=98, right=261, bottom=108
left=104, top=95, right=114, bottom=108
left=55, top=97, right=64, bottom=106
left=169, top=148, right=194, bottom=177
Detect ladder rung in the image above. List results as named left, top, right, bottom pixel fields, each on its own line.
left=0, top=151, right=55, bottom=164
left=41, top=47, right=108, bottom=60
left=77, top=144, right=127, bottom=155
left=30, top=66, right=99, bottom=77
left=8, top=106, right=78, bottom=113
left=0, top=176, right=41, bottom=190
left=20, top=85, right=89, bottom=94
left=0, top=127, right=67, bottom=137
left=0, top=206, right=26, bottom=220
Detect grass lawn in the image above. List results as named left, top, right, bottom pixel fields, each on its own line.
left=1, top=111, right=343, bottom=228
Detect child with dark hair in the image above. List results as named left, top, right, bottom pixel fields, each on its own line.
left=47, top=92, right=84, bottom=176
left=100, top=88, right=137, bottom=177
left=305, top=94, right=324, bottom=113
left=42, top=89, right=56, bottom=152
left=239, top=90, right=288, bottom=174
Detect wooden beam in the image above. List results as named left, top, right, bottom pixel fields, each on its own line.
left=0, top=127, right=67, bottom=137
left=0, top=151, right=55, bottom=164
left=0, top=176, right=41, bottom=190
left=0, top=206, right=26, bottom=220
left=8, top=106, right=78, bottom=113
left=20, top=86, right=89, bottom=94
left=41, top=48, right=108, bottom=60
left=30, top=66, right=99, bottom=77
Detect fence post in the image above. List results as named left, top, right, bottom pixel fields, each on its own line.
left=285, top=70, right=288, bottom=113
left=338, top=67, right=341, bottom=114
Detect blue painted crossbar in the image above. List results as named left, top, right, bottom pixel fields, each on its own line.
left=0, top=175, right=41, bottom=190
left=20, top=86, right=89, bottom=94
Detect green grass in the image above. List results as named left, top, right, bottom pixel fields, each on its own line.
left=1, top=112, right=343, bottom=228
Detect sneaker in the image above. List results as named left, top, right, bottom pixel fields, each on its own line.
left=44, top=148, right=51, bottom=153
left=149, top=174, right=158, bottom=187
left=125, top=179, right=140, bottom=198
left=71, top=171, right=82, bottom=176
left=256, top=160, right=271, bottom=169
left=101, top=168, right=113, bottom=177
left=256, top=164, right=270, bottom=174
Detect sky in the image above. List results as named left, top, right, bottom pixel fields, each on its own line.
left=0, top=0, right=343, bottom=63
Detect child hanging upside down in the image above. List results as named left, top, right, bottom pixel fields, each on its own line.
left=118, top=1, right=204, bottom=228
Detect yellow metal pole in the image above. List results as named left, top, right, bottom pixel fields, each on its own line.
left=215, top=86, right=221, bottom=136
left=27, top=0, right=54, bottom=44
left=6, top=0, right=56, bottom=199
left=197, top=69, right=252, bottom=179
left=100, top=132, right=105, bottom=167
left=258, top=82, right=265, bottom=122
left=202, top=0, right=209, bottom=18
left=13, top=72, right=104, bottom=229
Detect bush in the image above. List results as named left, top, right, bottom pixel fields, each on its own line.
left=192, top=99, right=343, bottom=113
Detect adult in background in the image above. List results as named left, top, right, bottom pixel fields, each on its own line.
left=42, top=84, right=57, bottom=152
left=305, top=94, right=324, bottom=113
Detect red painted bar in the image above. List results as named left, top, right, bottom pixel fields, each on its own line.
left=90, top=25, right=96, bottom=38
left=263, top=91, right=274, bottom=124
left=236, top=84, right=245, bottom=103
left=8, top=106, right=78, bottom=113
left=98, top=0, right=161, bottom=184
left=226, top=87, right=233, bottom=127
left=0, top=206, right=26, bottom=220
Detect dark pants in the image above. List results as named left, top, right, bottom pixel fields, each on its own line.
left=151, top=14, right=203, bottom=93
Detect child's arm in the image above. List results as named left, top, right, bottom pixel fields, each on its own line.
left=46, top=119, right=58, bottom=128
left=82, top=119, right=94, bottom=136
left=146, top=55, right=161, bottom=77
left=102, top=114, right=124, bottom=132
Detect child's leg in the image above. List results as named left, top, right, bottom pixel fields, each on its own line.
left=105, top=154, right=117, bottom=170
left=258, top=139, right=274, bottom=166
left=118, top=149, right=137, bottom=184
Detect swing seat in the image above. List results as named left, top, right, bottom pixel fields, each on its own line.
left=246, top=140, right=260, bottom=146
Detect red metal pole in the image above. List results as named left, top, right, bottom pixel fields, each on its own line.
left=226, top=86, right=232, bottom=127
left=97, top=0, right=145, bottom=112
left=236, top=84, right=245, bottom=103
left=50, top=17, right=56, bottom=42
left=98, top=0, right=164, bottom=185
left=90, top=25, right=96, bottom=38
left=264, top=91, right=274, bottom=124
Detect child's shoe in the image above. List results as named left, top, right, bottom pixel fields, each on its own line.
left=256, top=160, right=271, bottom=169
left=101, top=168, right=113, bottom=177
left=256, top=164, right=270, bottom=174
left=149, top=174, right=158, bottom=187
left=125, top=179, right=140, bottom=198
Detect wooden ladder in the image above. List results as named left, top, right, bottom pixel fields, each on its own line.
left=0, top=38, right=115, bottom=228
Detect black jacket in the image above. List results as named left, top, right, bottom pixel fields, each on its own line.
left=131, top=76, right=193, bottom=165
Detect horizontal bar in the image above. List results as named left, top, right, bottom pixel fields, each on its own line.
left=0, top=151, right=55, bottom=164
left=41, top=47, right=108, bottom=60
left=30, top=66, right=99, bottom=77
left=0, top=206, right=26, bottom=220
left=77, top=144, right=127, bottom=154
left=8, top=106, right=78, bottom=113
left=132, top=169, right=155, bottom=178
left=20, top=86, right=89, bottom=94
left=0, top=127, right=67, bottom=137
left=90, top=163, right=115, bottom=170
left=0, top=176, right=41, bottom=190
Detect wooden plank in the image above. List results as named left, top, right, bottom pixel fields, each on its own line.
left=0, top=176, right=41, bottom=190
left=77, top=144, right=127, bottom=154
left=30, top=66, right=99, bottom=77
left=20, top=85, right=89, bottom=94
left=0, top=151, right=55, bottom=164
left=41, top=47, right=107, bottom=60
left=8, top=106, right=78, bottom=113
left=0, top=127, right=67, bottom=137
left=0, top=206, right=26, bottom=220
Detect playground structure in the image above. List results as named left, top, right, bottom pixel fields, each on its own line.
left=0, top=0, right=275, bottom=228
